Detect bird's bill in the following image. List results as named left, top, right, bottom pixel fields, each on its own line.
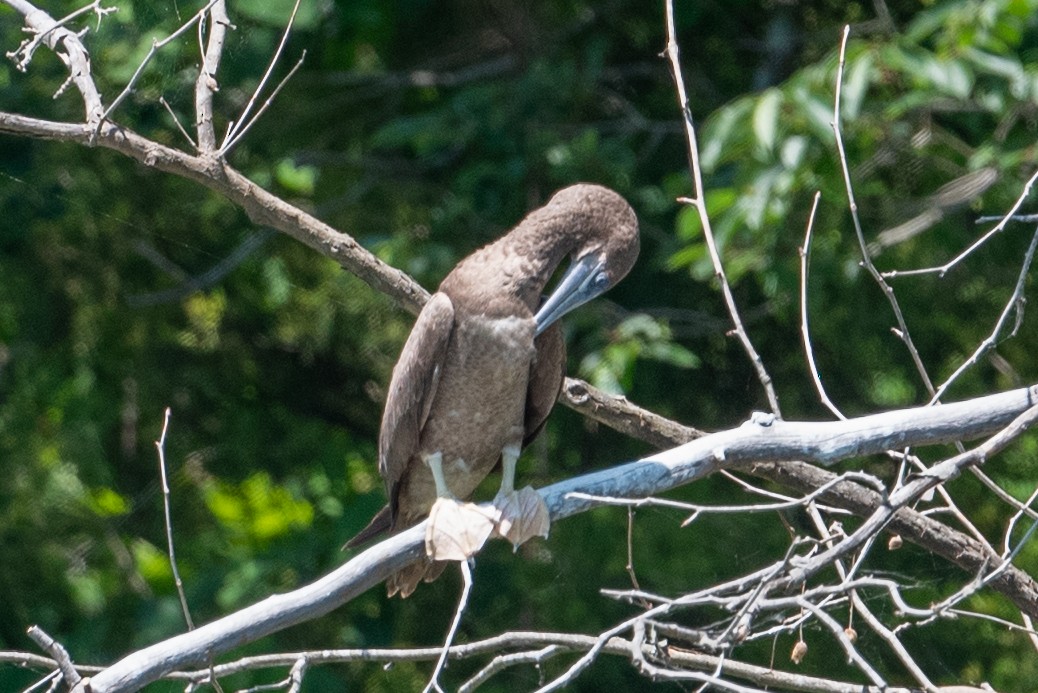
left=534, top=253, right=605, bottom=336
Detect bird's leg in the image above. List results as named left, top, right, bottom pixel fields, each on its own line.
left=422, top=452, right=454, bottom=499
left=493, top=442, right=550, bottom=549
left=498, top=443, right=519, bottom=496
left=424, top=451, right=496, bottom=561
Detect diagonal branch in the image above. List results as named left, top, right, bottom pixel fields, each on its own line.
left=73, top=383, right=1038, bottom=692
left=830, top=26, right=935, bottom=398
left=0, top=112, right=429, bottom=314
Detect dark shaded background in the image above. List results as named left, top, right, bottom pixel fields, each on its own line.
left=3, top=0, right=1038, bottom=689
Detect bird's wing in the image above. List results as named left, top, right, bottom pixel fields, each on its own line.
left=523, top=321, right=566, bottom=447
left=378, top=292, right=455, bottom=521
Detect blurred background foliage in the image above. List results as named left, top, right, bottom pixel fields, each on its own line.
left=3, top=0, right=1038, bottom=689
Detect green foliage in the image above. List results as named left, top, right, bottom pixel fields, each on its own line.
left=579, top=314, right=699, bottom=393
left=3, top=0, right=1038, bottom=690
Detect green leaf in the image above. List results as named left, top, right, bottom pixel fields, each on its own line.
left=231, top=0, right=329, bottom=31
left=842, top=49, right=873, bottom=119
left=753, top=88, right=782, bottom=153
left=275, top=159, right=317, bottom=196
left=89, top=487, right=130, bottom=517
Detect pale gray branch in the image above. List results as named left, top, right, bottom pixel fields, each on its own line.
left=4, top=0, right=105, bottom=124
left=194, top=0, right=229, bottom=151
left=5, top=630, right=933, bottom=693
left=71, top=383, right=1038, bottom=692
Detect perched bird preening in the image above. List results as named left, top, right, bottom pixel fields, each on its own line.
left=346, top=183, right=640, bottom=597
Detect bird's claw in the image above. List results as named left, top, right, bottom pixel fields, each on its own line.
left=493, top=486, right=550, bottom=550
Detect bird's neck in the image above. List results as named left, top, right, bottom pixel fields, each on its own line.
left=441, top=213, right=588, bottom=316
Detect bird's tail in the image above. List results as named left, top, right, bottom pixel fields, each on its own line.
left=343, top=503, right=447, bottom=598
left=343, top=504, right=393, bottom=549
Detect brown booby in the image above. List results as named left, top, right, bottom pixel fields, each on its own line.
left=347, top=183, right=639, bottom=597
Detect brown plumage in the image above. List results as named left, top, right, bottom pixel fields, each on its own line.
left=346, top=183, right=639, bottom=597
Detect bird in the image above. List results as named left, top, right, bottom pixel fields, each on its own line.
left=346, top=183, right=639, bottom=597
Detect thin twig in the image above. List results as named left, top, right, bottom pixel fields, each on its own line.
left=96, top=0, right=222, bottom=137
left=830, top=25, right=935, bottom=398
left=220, top=50, right=306, bottom=155
left=156, top=407, right=194, bottom=630
left=797, top=600, right=886, bottom=688
left=236, top=657, right=307, bottom=693
left=25, top=626, right=81, bottom=690
left=219, top=0, right=302, bottom=154
left=458, top=646, right=562, bottom=693
left=885, top=168, right=1038, bottom=279
left=423, top=560, right=474, bottom=693
left=930, top=223, right=1038, bottom=402
left=625, top=507, right=642, bottom=591
left=799, top=191, right=845, bottom=419
left=159, top=96, right=196, bottom=148
left=1004, top=484, right=1038, bottom=557
left=21, top=669, right=60, bottom=693
left=902, top=452, right=997, bottom=551
left=663, top=0, right=782, bottom=417
left=566, top=470, right=884, bottom=518
left=971, top=467, right=1038, bottom=521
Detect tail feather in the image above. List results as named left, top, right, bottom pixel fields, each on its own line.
left=388, top=559, right=447, bottom=598
left=343, top=504, right=393, bottom=549
left=344, top=503, right=447, bottom=599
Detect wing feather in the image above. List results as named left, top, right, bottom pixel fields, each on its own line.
left=523, top=321, right=566, bottom=446
left=378, top=292, right=455, bottom=522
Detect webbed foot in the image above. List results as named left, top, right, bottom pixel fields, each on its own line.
left=425, top=497, right=498, bottom=561
left=493, top=486, right=550, bottom=549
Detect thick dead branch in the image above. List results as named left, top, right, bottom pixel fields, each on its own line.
left=563, top=381, right=1038, bottom=619
left=72, top=384, right=1038, bottom=692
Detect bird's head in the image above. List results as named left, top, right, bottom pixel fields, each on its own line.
left=533, top=184, right=639, bottom=335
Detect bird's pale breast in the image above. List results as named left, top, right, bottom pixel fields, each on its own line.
left=395, top=313, right=536, bottom=521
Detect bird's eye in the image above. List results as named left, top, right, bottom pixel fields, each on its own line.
left=592, top=272, right=609, bottom=290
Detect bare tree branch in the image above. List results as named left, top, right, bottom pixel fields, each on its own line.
left=830, top=26, right=936, bottom=399
left=97, top=0, right=221, bottom=137
left=663, top=0, right=782, bottom=418
left=4, top=0, right=105, bottom=124
left=63, top=384, right=1038, bottom=692
left=26, top=625, right=81, bottom=690
left=219, top=0, right=302, bottom=155
left=559, top=376, right=706, bottom=446
left=194, top=0, right=229, bottom=151
left=155, top=407, right=193, bottom=631
left=6, top=630, right=940, bottom=693
left=929, top=222, right=1038, bottom=402
left=0, top=112, right=430, bottom=314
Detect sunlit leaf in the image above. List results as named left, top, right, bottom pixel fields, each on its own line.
left=753, top=88, right=782, bottom=153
